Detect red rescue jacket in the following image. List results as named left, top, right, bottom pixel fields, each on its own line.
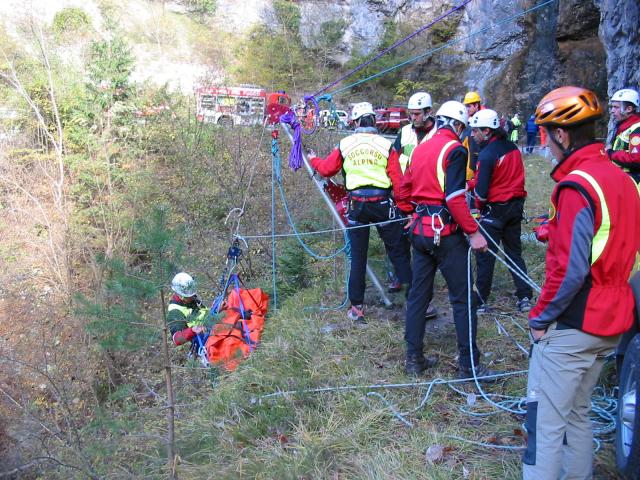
left=396, top=127, right=478, bottom=236
left=474, top=135, right=527, bottom=208
left=529, top=143, right=640, bottom=336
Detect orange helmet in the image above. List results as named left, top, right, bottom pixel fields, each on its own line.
left=535, top=86, right=603, bottom=127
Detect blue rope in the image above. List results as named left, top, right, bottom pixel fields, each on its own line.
left=276, top=180, right=348, bottom=260
left=231, top=273, right=256, bottom=352
left=271, top=133, right=279, bottom=310
left=272, top=134, right=282, bottom=183
left=328, top=0, right=558, bottom=97
left=271, top=131, right=348, bottom=260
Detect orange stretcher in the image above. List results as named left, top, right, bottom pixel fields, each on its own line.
left=205, top=287, right=269, bottom=371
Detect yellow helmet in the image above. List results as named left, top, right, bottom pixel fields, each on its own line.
left=463, top=91, right=482, bottom=105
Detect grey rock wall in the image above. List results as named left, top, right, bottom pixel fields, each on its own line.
left=215, top=0, right=631, bottom=115
left=598, top=0, right=640, bottom=95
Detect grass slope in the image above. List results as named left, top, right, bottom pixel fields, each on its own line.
left=167, top=152, right=620, bottom=479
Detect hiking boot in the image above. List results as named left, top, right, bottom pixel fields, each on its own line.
left=405, top=353, right=439, bottom=375
left=476, top=304, right=492, bottom=315
left=517, top=297, right=532, bottom=313
left=425, top=303, right=438, bottom=320
left=347, top=304, right=366, bottom=324
left=387, top=279, right=402, bottom=293
left=457, top=364, right=501, bottom=383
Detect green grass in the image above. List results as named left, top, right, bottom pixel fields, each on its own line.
left=153, top=152, right=621, bottom=479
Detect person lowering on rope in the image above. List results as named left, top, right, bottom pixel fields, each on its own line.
left=387, top=91, right=437, bottom=319
left=608, top=88, right=640, bottom=183
left=460, top=91, right=484, bottom=180
left=309, top=101, right=412, bottom=324
left=469, top=109, right=531, bottom=314
left=396, top=100, right=492, bottom=377
left=523, top=87, right=640, bottom=479
left=167, top=272, right=210, bottom=352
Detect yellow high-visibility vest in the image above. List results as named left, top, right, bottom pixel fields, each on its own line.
left=568, top=170, right=611, bottom=265
left=612, top=121, right=640, bottom=152
left=340, top=133, right=392, bottom=190
left=399, top=124, right=435, bottom=174
left=168, top=303, right=207, bottom=327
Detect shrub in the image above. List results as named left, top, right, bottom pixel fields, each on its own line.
left=52, top=7, right=91, bottom=36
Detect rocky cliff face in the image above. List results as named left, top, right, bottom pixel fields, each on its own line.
left=1, top=0, right=636, bottom=112
left=598, top=0, right=640, bottom=96
left=229, top=0, right=632, bottom=117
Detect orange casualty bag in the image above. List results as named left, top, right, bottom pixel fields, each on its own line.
left=205, top=287, right=269, bottom=371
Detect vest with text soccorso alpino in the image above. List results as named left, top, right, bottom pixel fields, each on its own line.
left=339, top=133, right=392, bottom=191
left=398, top=124, right=436, bottom=174
left=406, top=128, right=464, bottom=237
left=549, top=145, right=640, bottom=336
left=168, top=302, right=207, bottom=328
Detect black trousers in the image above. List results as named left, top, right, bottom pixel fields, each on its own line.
left=404, top=231, right=479, bottom=369
left=347, top=199, right=412, bottom=305
left=475, top=199, right=532, bottom=304
left=526, top=132, right=537, bottom=154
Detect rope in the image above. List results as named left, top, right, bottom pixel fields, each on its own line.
left=310, top=0, right=473, bottom=98
left=275, top=178, right=348, bottom=260
left=258, top=370, right=526, bottom=400
left=278, top=110, right=304, bottom=171
left=271, top=131, right=279, bottom=309
left=466, top=247, right=529, bottom=414
left=476, top=218, right=542, bottom=295
left=256, top=242, right=618, bottom=450
left=270, top=128, right=351, bottom=310
left=224, top=118, right=269, bottom=237
left=279, top=1, right=474, bottom=172
left=236, top=216, right=408, bottom=240
left=328, top=0, right=558, bottom=97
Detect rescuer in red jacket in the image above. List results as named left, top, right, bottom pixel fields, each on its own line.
left=608, top=88, right=640, bottom=183
left=468, top=108, right=531, bottom=313
left=523, top=87, right=640, bottom=479
left=395, top=100, right=489, bottom=377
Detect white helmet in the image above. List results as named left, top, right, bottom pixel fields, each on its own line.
left=435, top=100, right=468, bottom=127
left=171, top=272, right=197, bottom=297
left=351, top=102, right=375, bottom=121
left=407, top=92, right=433, bottom=110
left=469, top=109, right=500, bottom=129
left=611, top=88, right=639, bottom=108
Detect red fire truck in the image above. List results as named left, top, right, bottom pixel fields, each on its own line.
left=195, top=85, right=291, bottom=127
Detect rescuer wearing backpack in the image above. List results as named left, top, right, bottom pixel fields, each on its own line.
left=395, top=100, right=491, bottom=377
left=523, top=87, right=640, bottom=479
left=468, top=109, right=531, bottom=314
left=608, top=88, right=640, bottom=183
left=167, top=272, right=209, bottom=351
left=310, top=102, right=412, bottom=324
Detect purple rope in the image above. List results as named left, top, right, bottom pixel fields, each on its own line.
left=279, top=109, right=303, bottom=171
left=311, top=0, right=472, bottom=98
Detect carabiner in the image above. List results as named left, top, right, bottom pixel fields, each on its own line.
left=431, top=213, right=444, bottom=247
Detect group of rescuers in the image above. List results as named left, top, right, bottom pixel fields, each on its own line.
left=305, top=85, right=640, bottom=479
left=164, top=86, right=640, bottom=479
